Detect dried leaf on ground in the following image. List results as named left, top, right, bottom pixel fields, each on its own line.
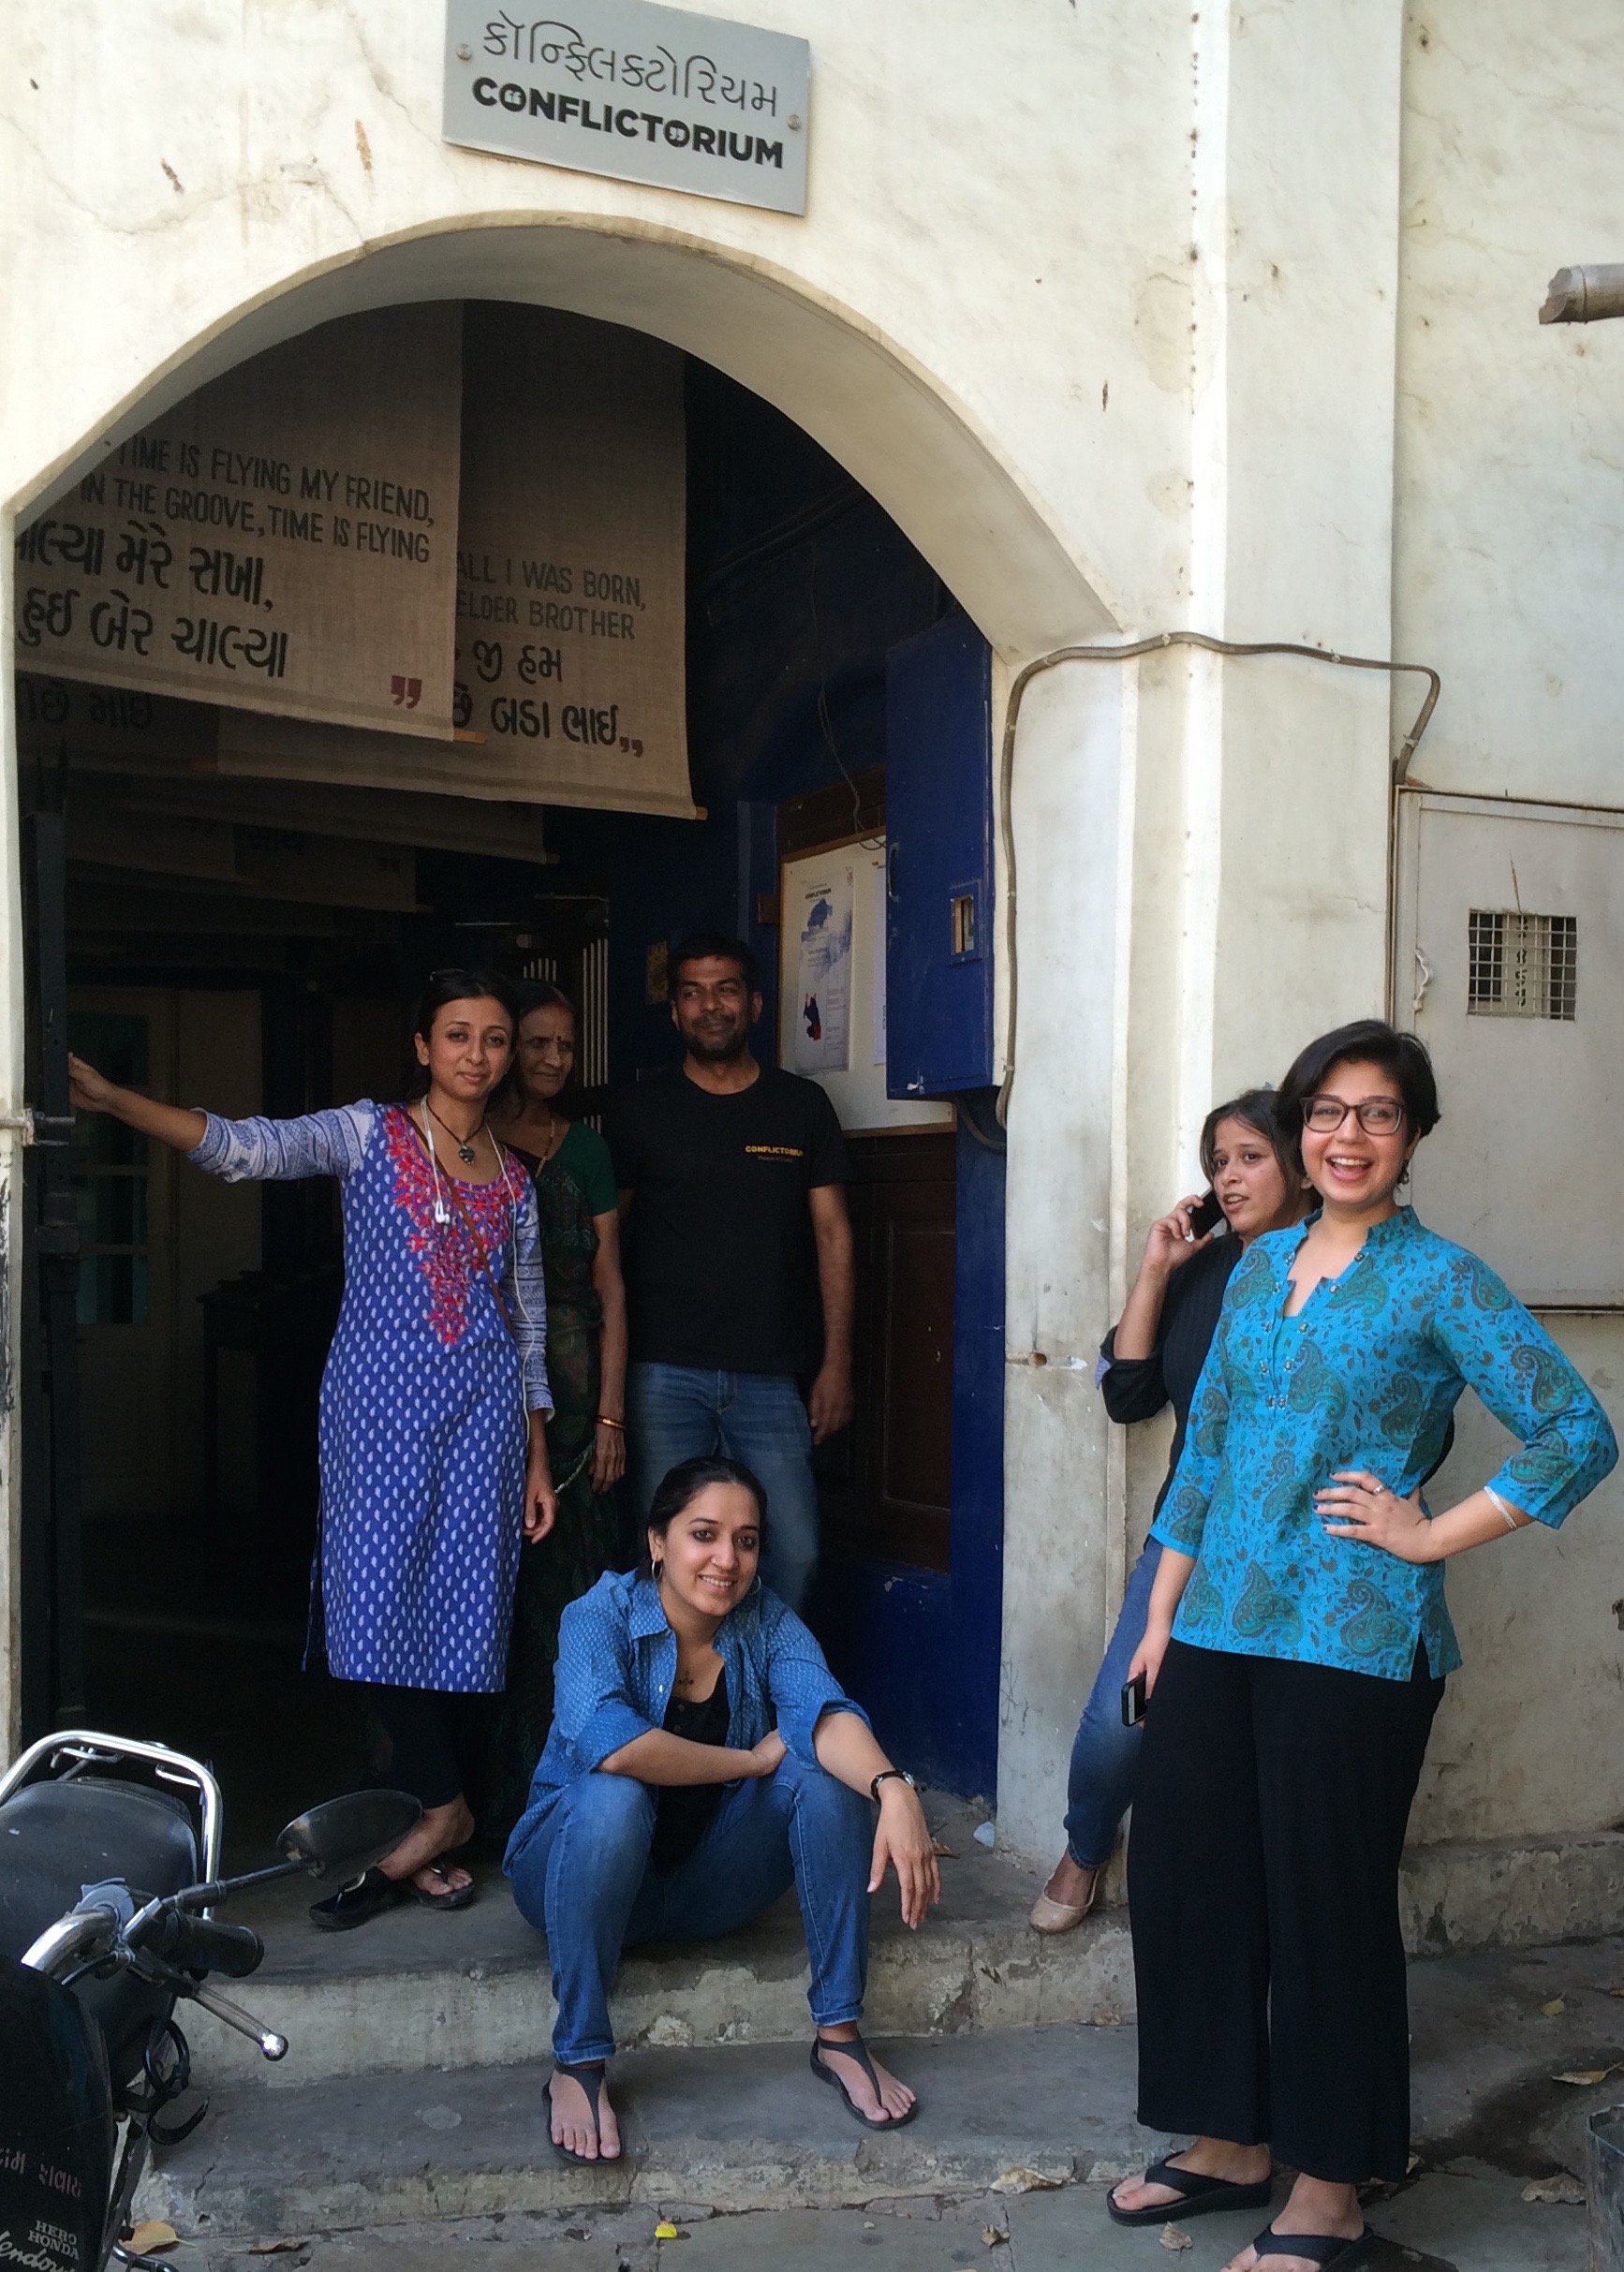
left=1158, top=2225, right=1194, bottom=2252
left=989, top=2165, right=1067, bottom=2194
left=127, top=2226, right=178, bottom=2255
left=1540, top=1995, right=1567, bottom=2016
left=1552, top=2063, right=1623, bottom=2087
left=981, top=2228, right=1008, bottom=2248
left=246, top=2246, right=307, bottom=2258
left=1522, top=2173, right=1586, bottom=2206
left=931, top=1838, right=959, bottom=1858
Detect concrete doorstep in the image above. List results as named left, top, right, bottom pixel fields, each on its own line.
left=139, top=1932, right=1624, bottom=2241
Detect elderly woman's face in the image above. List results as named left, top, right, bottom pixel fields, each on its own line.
left=518, top=1004, right=575, bottom=1103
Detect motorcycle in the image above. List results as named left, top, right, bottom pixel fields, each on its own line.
left=0, top=1729, right=420, bottom=2272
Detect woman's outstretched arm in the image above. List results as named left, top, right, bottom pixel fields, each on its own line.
left=68, top=1055, right=207, bottom=1153
left=812, top=1708, right=940, bottom=1929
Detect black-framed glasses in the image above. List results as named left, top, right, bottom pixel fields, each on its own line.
left=1302, top=1095, right=1406, bottom=1135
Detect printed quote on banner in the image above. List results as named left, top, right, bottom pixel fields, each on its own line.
left=15, top=306, right=461, bottom=738
left=15, top=303, right=693, bottom=817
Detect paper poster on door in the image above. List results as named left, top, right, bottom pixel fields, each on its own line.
left=794, top=866, right=853, bottom=1072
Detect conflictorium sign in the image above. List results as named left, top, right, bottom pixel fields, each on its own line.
left=443, top=0, right=810, bottom=215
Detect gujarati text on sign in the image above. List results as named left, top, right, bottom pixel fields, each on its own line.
left=14, top=306, right=461, bottom=738
left=443, top=0, right=808, bottom=215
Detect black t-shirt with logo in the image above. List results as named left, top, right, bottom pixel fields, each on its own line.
left=608, top=1063, right=849, bottom=1375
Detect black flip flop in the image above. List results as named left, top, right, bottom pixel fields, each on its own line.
left=408, top=1860, right=478, bottom=1911
left=1107, top=2154, right=1276, bottom=2227
left=549, top=2060, right=620, bottom=2164
left=810, top=2031, right=920, bottom=2131
left=309, top=1866, right=410, bottom=1932
left=1252, top=2226, right=1375, bottom=2268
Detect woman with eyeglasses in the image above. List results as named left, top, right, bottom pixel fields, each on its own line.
left=66, top=969, right=556, bottom=1926
left=482, top=981, right=628, bottom=1841
left=1107, top=1019, right=1616, bottom=2272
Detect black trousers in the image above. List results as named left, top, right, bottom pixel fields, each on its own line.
left=359, top=1683, right=492, bottom=1812
left=1127, top=1638, right=1444, bottom=2184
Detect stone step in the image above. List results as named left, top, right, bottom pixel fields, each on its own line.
left=140, top=1934, right=1624, bottom=2241
left=142, top=2024, right=1163, bottom=2236
left=198, top=1799, right=1135, bottom=2093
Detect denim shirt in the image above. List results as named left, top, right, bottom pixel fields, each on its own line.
left=1150, top=1208, right=1618, bottom=1680
left=503, top=1569, right=869, bottom=1874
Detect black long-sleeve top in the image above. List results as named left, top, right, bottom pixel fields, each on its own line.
left=1099, top=1234, right=1243, bottom=1524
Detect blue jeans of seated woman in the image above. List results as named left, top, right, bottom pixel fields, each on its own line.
left=509, top=1749, right=873, bottom=2067
left=1064, top=1540, right=1162, bottom=1870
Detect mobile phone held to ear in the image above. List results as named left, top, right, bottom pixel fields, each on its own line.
left=1187, top=1189, right=1224, bottom=1239
left=1121, top=1671, right=1148, bottom=1727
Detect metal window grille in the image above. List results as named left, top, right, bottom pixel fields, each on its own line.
left=1467, top=910, right=1576, bottom=1021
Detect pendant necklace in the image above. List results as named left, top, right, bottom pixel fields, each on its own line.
left=426, top=1097, right=484, bottom=1165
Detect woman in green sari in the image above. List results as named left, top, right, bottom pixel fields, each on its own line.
left=482, top=980, right=628, bottom=1839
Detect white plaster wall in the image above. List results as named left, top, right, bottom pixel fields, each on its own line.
left=1390, top=0, right=1624, bottom=1843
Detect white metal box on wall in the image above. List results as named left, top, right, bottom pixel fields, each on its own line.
left=1394, top=789, right=1620, bottom=1306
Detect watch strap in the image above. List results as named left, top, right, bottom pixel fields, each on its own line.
left=870, top=1769, right=914, bottom=1803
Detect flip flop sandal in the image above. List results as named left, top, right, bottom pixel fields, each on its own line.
left=549, top=2060, right=620, bottom=2164
left=308, top=1866, right=410, bottom=1932
left=810, top=2030, right=920, bottom=2131
left=1107, top=2155, right=1276, bottom=2227
left=409, top=1860, right=478, bottom=1911
left=1252, top=2227, right=1375, bottom=2268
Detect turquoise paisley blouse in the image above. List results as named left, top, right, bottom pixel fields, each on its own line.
left=1149, top=1208, right=1617, bottom=1680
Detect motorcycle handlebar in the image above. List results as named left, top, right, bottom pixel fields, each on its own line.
left=148, top=1911, right=266, bottom=1980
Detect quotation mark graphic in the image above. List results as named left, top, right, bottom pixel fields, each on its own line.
left=391, top=675, right=422, bottom=708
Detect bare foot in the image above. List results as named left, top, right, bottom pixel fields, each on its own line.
left=1041, top=1853, right=1097, bottom=1910
left=814, top=2029, right=917, bottom=2123
left=1219, top=2176, right=1363, bottom=2272
left=1110, top=2137, right=1271, bottom=2218
left=376, top=1794, right=476, bottom=1894
left=550, top=2067, right=621, bottom=2161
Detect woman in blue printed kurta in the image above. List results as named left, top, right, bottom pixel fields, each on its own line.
left=67, top=971, right=555, bottom=1925
left=1107, top=1022, right=1616, bottom=2272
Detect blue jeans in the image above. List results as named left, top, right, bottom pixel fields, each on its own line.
left=627, top=1362, right=820, bottom=1610
left=1063, top=1540, right=1163, bottom=1869
left=509, top=1749, right=873, bottom=2065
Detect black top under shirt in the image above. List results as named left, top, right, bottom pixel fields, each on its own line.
left=608, top=1064, right=849, bottom=1375
left=650, top=1671, right=731, bottom=1874
left=1099, top=1233, right=1243, bottom=1522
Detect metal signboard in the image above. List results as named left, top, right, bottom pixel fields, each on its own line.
left=443, top=0, right=809, bottom=214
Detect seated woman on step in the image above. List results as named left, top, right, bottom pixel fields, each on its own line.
left=505, top=1453, right=939, bottom=2163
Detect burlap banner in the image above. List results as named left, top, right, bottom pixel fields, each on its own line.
left=14, top=306, right=461, bottom=738
left=452, top=303, right=694, bottom=815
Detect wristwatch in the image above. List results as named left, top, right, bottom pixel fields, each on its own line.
left=870, top=1768, right=917, bottom=1803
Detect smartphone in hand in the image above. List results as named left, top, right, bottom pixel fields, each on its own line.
left=1120, top=1671, right=1148, bottom=1727
left=1186, top=1189, right=1224, bottom=1239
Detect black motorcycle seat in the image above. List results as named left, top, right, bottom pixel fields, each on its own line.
left=0, top=1776, right=199, bottom=1959
left=0, top=1776, right=200, bottom=2094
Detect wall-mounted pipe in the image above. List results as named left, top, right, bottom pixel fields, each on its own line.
left=994, top=632, right=1440, bottom=1128
left=1540, top=264, right=1624, bottom=324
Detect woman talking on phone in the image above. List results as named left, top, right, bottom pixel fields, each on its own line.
left=1031, top=1092, right=1311, bottom=1933
left=1108, top=1021, right=1617, bottom=2272
left=67, top=970, right=556, bottom=1925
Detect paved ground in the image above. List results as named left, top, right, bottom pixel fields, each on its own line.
left=146, top=2162, right=1589, bottom=2272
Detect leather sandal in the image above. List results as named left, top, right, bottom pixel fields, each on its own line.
left=308, top=1866, right=410, bottom=1932
left=549, top=2060, right=618, bottom=2163
left=1251, top=2226, right=1374, bottom=2268
left=408, top=1859, right=477, bottom=1911
left=1107, top=2154, right=1276, bottom=2226
left=810, top=2030, right=919, bottom=2130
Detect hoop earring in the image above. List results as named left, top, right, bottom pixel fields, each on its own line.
left=652, top=1557, right=664, bottom=1581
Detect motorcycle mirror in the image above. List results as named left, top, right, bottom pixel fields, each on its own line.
left=275, top=1791, right=422, bottom=1883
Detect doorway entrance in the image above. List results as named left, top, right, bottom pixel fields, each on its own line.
left=16, top=309, right=1006, bottom=1855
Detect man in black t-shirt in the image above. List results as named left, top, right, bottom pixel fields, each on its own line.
left=608, top=932, right=854, bottom=1608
